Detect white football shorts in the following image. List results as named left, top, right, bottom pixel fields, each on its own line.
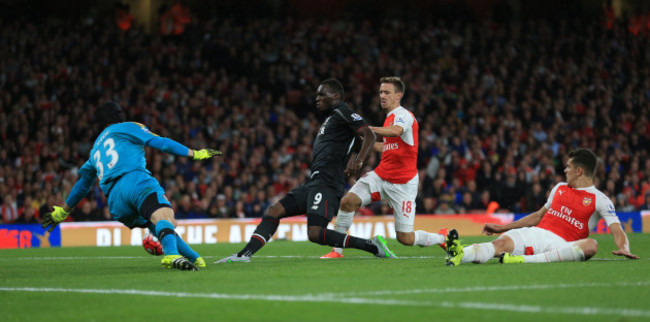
left=349, top=171, right=418, bottom=232
left=500, top=226, right=577, bottom=255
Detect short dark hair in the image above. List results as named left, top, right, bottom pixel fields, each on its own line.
left=380, top=76, right=405, bottom=93
left=321, top=78, right=344, bottom=100
left=95, top=101, right=125, bottom=126
left=568, top=148, right=597, bottom=177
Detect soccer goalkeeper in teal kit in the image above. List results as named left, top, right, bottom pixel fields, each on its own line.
left=42, top=101, right=221, bottom=271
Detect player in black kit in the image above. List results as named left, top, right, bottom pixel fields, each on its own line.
left=215, top=79, right=398, bottom=263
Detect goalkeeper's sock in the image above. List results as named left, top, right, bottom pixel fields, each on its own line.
left=461, top=242, right=495, bottom=263
left=523, top=246, right=585, bottom=263
left=237, top=215, right=279, bottom=258
left=413, top=230, right=446, bottom=247
left=175, top=235, right=199, bottom=262
left=155, top=220, right=179, bottom=255
left=317, top=227, right=377, bottom=254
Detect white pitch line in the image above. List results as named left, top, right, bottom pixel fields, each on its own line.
left=1, top=286, right=648, bottom=318
left=319, top=281, right=650, bottom=297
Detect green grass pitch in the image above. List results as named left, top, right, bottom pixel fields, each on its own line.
left=1, top=233, right=648, bottom=321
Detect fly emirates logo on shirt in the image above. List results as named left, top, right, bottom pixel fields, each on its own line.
left=546, top=205, right=584, bottom=229
left=383, top=142, right=399, bottom=151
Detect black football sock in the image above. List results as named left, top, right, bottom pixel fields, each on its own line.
left=237, top=215, right=280, bottom=257
left=318, top=228, right=378, bottom=255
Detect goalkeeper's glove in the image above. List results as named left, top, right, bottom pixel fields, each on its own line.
left=41, top=206, right=70, bottom=232
left=193, top=149, right=222, bottom=160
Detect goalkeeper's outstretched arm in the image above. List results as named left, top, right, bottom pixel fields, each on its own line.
left=41, top=163, right=96, bottom=232
left=145, top=136, right=221, bottom=160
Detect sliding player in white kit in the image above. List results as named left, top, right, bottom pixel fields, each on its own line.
left=321, top=76, right=446, bottom=259
left=445, top=148, right=639, bottom=265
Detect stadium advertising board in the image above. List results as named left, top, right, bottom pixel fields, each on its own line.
left=0, top=224, right=61, bottom=249
left=1, top=212, right=645, bottom=249
left=643, top=211, right=650, bottom=233
left=40, top=214, right=514, bottom=247
left=59, top=214, right=513, bottom=247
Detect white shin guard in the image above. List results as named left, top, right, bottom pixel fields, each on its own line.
left=413, top=230, right=445, bottom=247
left=332, top=210, right=354, bottom=253
left=462, top=243, right=496, bottom=264
left=334, top=210, right=354, bottom=233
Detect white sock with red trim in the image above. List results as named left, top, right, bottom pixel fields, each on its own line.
left=462, top=243, right=496, bottom=263
left=413, top=230, right=445, bottom=247
left=523, top=246, right=585, bottom=263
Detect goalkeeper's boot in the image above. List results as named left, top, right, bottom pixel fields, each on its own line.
left=214, top=253, right=251, bottom=264
left=161, top=255, right=198, bottom=271
left=320, top=248, right=344, bottom=259
left=372, top=236, right=398, bottom=259
left=445, top=229, right=464, bottom=266
left=194, top=257, right=206, bottom=268
left=499, top=252, right=525, bottom=264
left=437, top=228, right=449, bottom=250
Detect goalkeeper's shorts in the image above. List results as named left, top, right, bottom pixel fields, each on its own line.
left=106, top=172, right=171, bottom=228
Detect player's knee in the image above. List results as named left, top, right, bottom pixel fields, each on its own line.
left=340, top=194, right=361, bottom=212
left=307, top=226, right=322, bottom=243
left=396, top=231, right=414, bottom=245
left=150, top=208, right=177, bottom=227
left=491, top=237, right=513, bottom=254
left=265, top=202, right=285, bottom=219
left=581, top=239, right=598, bottom=258
left=491, top=238, right=506, bottom=249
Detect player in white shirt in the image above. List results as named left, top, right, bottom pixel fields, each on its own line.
left=445, top=148, right=639, bottom=265
left=321, top=76, right=446, bottom=259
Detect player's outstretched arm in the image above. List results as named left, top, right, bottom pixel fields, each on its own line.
left=483, top=206, right=547, bottom=236
left=369, top=125, right=403, bottom=138
left=41, top=204, right=72, bottom=232
left=42, top=163, right=98, bottom=232
left=44, top=163, right=98, bottom=233
left=609, top=223, right=640, bottom=259
left=191, top=148, right=222, bottom=160
left=145, top=135, right=222, bottom=160
left=482, top=223, right=507, bottom=235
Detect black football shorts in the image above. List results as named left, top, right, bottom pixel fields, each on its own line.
left=280, top=179, right=340, bottom=227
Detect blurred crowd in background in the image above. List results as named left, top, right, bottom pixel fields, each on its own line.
left=2, top=1, right=650, bottom=224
